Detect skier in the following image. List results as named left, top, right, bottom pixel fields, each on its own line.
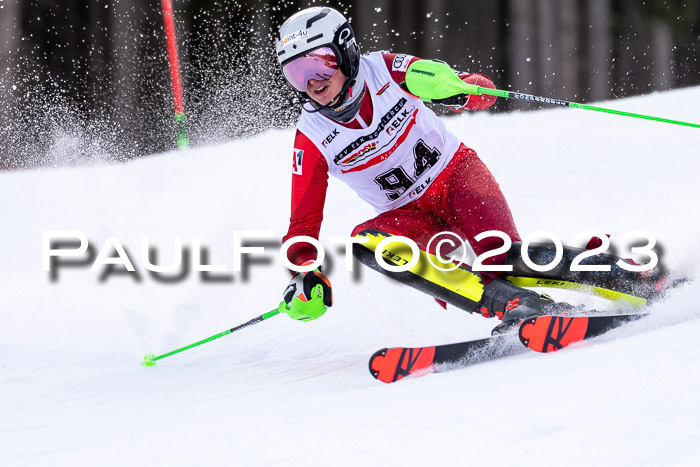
left=275, top=7, right=665, bottom=331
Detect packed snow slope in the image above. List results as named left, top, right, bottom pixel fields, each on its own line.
left=2, top=88, right=700, bottom=466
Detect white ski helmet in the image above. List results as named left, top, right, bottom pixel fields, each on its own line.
left=276, top=7, right=361, bottom=109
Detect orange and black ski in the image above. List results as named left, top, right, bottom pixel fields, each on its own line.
left=518, top=314, right=647, bottom=353
left=369, top=333, right=523, bottom=383
left=370, top=314, right=648, bottom=383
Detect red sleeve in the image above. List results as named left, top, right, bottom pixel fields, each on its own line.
left=282, top=130, right=329, bottom=271
left=382, top=53, right=422, bottom=85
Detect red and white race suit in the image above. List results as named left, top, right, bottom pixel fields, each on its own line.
left=284, top=52, right=519, bottom=269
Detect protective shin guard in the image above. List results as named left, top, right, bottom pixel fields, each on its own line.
left=352, top=229, right=486, bottom=314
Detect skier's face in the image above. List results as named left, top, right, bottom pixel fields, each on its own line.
left=307, top=69, right=347, bottom=106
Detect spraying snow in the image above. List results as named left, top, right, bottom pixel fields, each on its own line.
left=1, top=88, right=700, bottom=465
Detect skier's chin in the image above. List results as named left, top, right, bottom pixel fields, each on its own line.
left=328, top=94, right=341, bottom=107
left=311, top=94, right=341, bottom=108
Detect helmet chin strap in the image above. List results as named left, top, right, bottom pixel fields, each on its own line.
left=301, top=79, right=354, bottom=114
left=300, top=87, right=350, bottom=114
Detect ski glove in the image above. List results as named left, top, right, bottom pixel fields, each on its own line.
left=280, top=267, right=333, bottom=322
left=434, top=74, right=497, bottom=112
left=457, top=73, right=497, bottom=110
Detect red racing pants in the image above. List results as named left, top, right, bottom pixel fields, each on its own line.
left=351, top=143, right=520, bottom=269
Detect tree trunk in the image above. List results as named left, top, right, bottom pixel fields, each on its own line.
left=618, top=0, right=651, bottom=95
left=469, top=1, right=503, bottom=88
left=507, top=0, right=537, bottom=109
left=0, top=0, right=20, bottom=165
left=249, top=1, right=275, bottom=115
left=353, top=0, right=393, bottom=53
left=649, top=17, right=673, bottom=91
left=110, top=0, right=141, bottom=152
left=557, top=0, right=579, bottom=100
left=419, top=0, right=447, bottom=60
left=391, top=0, right=419, bottom=54
left=586, top=0, right=612, bottom=102
left=87, top=0, right=113, bottom=113
left=535, top=0, right=557, bottom=96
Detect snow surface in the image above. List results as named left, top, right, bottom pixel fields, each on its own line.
left=2, top=89, right=700, bottom=466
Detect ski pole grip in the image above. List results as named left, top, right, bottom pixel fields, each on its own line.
left=276, top=301, right=289, bottom=315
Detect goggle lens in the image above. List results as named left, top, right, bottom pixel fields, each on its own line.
left=282, top=47, right=339, bottom=92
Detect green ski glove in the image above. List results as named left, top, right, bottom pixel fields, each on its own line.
left=279, top=268, right=333, bottom=322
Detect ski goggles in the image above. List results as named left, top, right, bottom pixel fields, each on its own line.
left=282, top=46, right=340, bottom=92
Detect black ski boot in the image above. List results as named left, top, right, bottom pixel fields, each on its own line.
left=477, top=278, right=557, bottom=335
left=491, top=292, right=554, bottom=335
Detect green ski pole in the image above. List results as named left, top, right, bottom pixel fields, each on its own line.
left=142, top=305, right=285, bottom=367
left=405, top=60, right=700, bottom=129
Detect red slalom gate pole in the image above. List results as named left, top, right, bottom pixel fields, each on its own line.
left=161, top=0, right=189, bottom=149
